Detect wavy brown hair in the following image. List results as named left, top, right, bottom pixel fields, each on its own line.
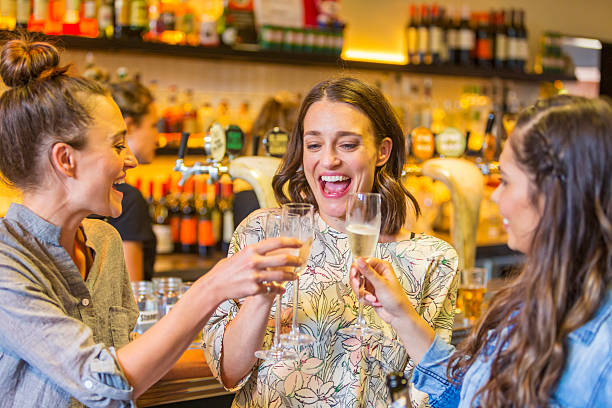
left=272, top=77, right=419, bottom=235
left=448, top=95, right=612, bottom=406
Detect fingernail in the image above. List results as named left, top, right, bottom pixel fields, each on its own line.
left=357, top=258, right=367, bottom=268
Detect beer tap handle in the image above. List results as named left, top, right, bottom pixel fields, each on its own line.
left=178, top=132, right=190, bottom=160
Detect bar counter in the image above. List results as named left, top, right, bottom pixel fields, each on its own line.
left=137, top=348, right=232, bottom=407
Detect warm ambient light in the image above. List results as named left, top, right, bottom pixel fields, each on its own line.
left=342, top=49, right=407, bottom=64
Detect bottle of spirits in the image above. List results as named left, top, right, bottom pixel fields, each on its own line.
left=516, top=9, right=528, bottom=72
left=386, top=372, right=410, bottom=408
left=0, top=0, right=17, bottom=31
left=129, top=0, right=148, bottom=38
left=219, top=181, right=234, bottom=255
left=493, top=10, right=507, bottom=69
left=44, top=0, right=64, bottom=35
left=405, top=4, right=418, bottom=65
left=62, top=0, right=81, bottom=35
left=475, top=12, right=493, bottom=68
left=98, top=0, right=114, bottom=38
left=79, top=0, right=98, bottom=37
left=153, top=180, right=174, bottom=255
left=114, top=0, right=130, bottom=38
left=428, top=4, right=442, bottom=65
left=196, top=179, right=214, bottom=257
left=15, top=0, right=29, bottom=29
left=457, top=5, right=474, bottom=66
left=506, top=9, right=518, bottom=70
left=416, top=4, right=429, bottom=65
left=179, top=178, right=197, bottom=254
left=28, top=0, right=48, bottom=32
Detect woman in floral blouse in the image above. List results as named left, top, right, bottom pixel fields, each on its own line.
left=203, top=77, right=459, bottom=407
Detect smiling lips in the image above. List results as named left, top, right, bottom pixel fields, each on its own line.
left=319, top=174, right=351, bottom=198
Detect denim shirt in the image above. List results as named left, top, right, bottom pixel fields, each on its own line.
left=412, top=290, right=612, bottom=407
left=0, top=204, right=138, bottom=407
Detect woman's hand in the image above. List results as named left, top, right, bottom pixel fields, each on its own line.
left=205, top=237, right=302, bottom=303
left=349, top=257, right=415, bottom=327
left=349, top=257, right=436, bottom=363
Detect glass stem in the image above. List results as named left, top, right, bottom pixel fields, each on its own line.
left=291, top=276, right=299, bottom=335
left=273, top=294, right=282, bottom=348
left=357, top=273, right=365, bottom=326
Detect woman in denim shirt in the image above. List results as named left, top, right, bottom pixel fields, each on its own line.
left=349, top=95, right=612, bottom=407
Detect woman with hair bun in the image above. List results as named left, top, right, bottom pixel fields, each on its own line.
left=203, top=77, right=459, bottom=407
left=0, top=35, right=302, bottom=407
left=349, top=95, right=612, bottom=407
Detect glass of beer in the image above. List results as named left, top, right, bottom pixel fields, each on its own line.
left=457, top=267, right=488, bottom=322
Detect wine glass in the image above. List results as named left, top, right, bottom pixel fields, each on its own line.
left=279, top=203, right=316, bottom=347
left=254, top=212, right=298, bottom=361
left=339, top=192, right=382, bottom=338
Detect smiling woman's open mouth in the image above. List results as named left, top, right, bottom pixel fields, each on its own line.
left=320, top=175, right=351, bottom=197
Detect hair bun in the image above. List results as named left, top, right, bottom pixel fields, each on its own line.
left=1, top=38, right=65, bottom=87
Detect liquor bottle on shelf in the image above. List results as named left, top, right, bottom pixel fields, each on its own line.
left=15, top=0, right=29, bottom=29
left=196, top=179, right=214, bottom=257
left=114, top=0, right=130, bottom=39
left=445, top=6, right=458, bottom=65
left=98, top=0, right=114, bottom=38
left=159, top=0, right=184, bottom=45
left=44, top=0, right=64, bottom=35
left=207, top=181, right=220, bottom=253
left=493, top=10, right=507, bottom=69
left=153, top=180, right=174, bottom=255
left=516, top=9, right=528, bottom=72
left=438, top=6, right=449, bottom=64
left=182, top=89, right=198, bottom=136
left=0, top=0, right=17, bottom=31
left=386, top=372, right=410, bottom=408
left=219, top=181, right=234, bottom=255
left=62, top=0, right=81, bottom=36
left=457, top=5, right=474, bottom=66
left=475, top=12, right=492, bottom=68
left=28, top=0, right=48, bottom=32
left=146, top=0, right=162, bottom=41
left=130, top=0, right=148, bottom=39
left=428, top=4, right=442, bottom=65
left=416, top=4, right=429, bottom=65
left=176, top=0, right=197, bottom=45
left=167, top=177, right=182, bottom=253
left=79, top=0, right=98, bottom=37
left=405, top=4, right=418, bottom=65
left=179, top=178, right=197, bottom=254
left=482, top=111, right=497, bottom=162
left=506, top=9, right=518, bottom=71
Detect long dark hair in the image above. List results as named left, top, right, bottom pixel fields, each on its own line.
left=448, top=95, right=612, bottom=406
left=272, top=77, right=419, bottom=235
left=0, top=33, right=108, bottom=190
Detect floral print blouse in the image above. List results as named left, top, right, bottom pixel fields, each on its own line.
left=203, top=209, right=459, bottom=408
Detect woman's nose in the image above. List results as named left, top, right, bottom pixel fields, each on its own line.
left=321, top=147, right=340, bottom=167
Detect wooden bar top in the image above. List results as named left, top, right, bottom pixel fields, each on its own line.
left=137, top=347, right=232, bottom=407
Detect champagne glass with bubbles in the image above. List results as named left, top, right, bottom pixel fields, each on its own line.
left=339, top=192, right=382, bottom=338
left=279, top=203, right=316, bottom=347
left=254, top=212, right=298, bottom=361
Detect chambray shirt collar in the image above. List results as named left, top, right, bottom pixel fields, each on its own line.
left=5, top=203, right=63, bottom=246
left=568, top=289, right=612, bottom=345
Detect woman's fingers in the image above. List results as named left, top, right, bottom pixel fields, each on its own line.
left=253, top=237, right=302, bottom=255
left=257, top=269, right=297, bottom=283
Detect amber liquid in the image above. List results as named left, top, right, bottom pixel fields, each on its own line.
left=457, top=287, right=486, bottom=320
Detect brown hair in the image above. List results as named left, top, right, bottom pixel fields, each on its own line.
left=0, top=33, right=108, bottom=190
left=250, top=93, right=299, bottom=156
left=272, top=77, right=419, bottom=235
left=449, top=95, right=612, bottom=406
left=108, top=78, right=154, bottom=126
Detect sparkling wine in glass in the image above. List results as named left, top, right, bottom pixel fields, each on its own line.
left=254, top=212, right=298, bottom=361
left=278, top=203, right=316, bottom=347
left=339, top=192, right=382, bottom=338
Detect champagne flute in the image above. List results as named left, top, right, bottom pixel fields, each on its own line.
left=279, top=203, right=316, bottom=347
left=254, top=212, right=298, bottom=361
left=339, top=192, right=382, bottom=338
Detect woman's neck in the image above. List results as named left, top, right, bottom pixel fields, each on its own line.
left=21, top=192, right=88, bottom=261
